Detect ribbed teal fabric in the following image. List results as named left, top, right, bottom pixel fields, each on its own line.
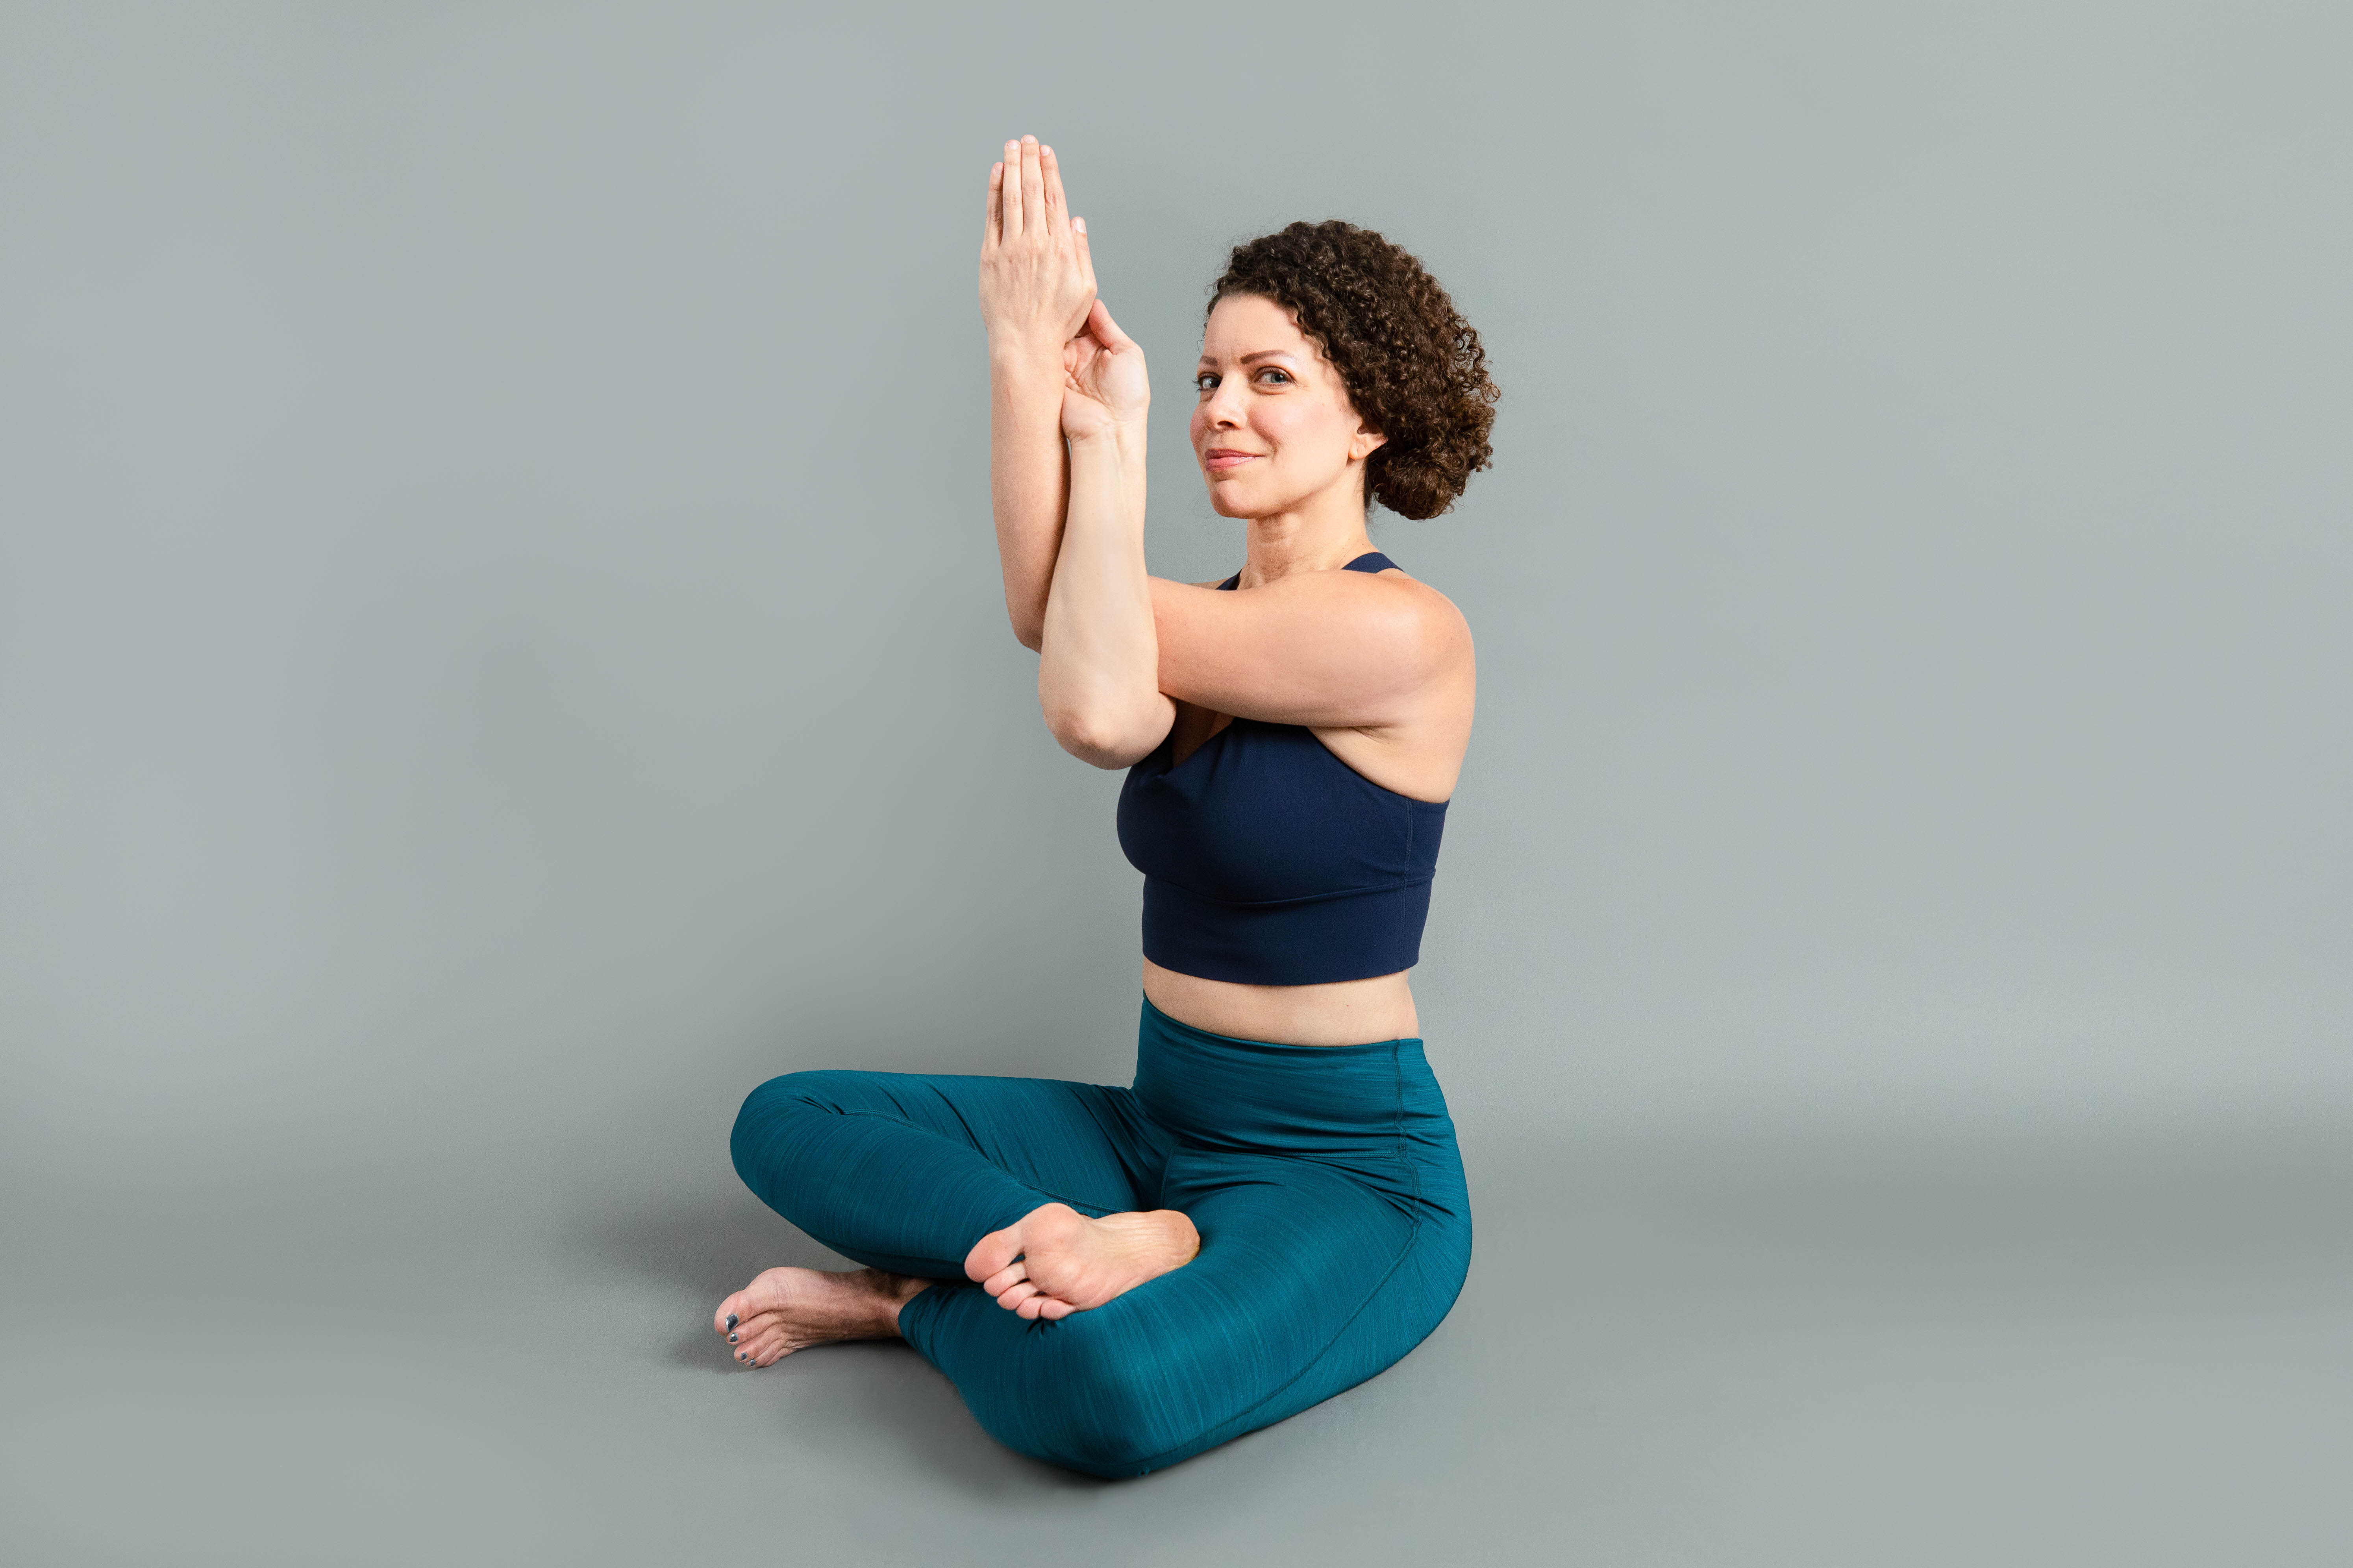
left=729, top=997, right=1473, bottom=1478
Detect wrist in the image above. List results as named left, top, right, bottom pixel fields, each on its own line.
left=988, top=335, right=1065, bottom=375
left=1065, top=419, right=1147, bottom=455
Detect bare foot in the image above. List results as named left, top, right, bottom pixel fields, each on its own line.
left=712, top=1267, right=931, bottom=1368
left=963, top=1203, right=1199, bottom=1320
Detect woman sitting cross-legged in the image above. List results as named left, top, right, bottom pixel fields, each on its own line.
left=715, top=135, right=1499, bottom=1478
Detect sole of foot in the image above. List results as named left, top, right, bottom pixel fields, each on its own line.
left=964, top=1202, right=1200, bottom=1320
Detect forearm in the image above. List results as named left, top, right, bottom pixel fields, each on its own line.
left=1038, top=423, right=1169, bottom=766
left=989, top=342, right=1068, bottom=649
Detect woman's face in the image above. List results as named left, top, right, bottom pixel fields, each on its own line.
left=1190, top=294, right=1384, bottom=520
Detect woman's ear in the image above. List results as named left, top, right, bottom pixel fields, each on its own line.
left=1350, top=423, right=1388, bottom=462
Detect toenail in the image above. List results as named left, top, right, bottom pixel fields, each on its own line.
left=728, top=1334, right=737, bottom=1343
left=725, top=1314, right=738, bottom=1330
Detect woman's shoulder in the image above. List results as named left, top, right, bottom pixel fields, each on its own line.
left=1359, top=563, right=1474, bottom=656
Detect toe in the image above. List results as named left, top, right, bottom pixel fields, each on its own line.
left=964, top=1222, right=1024, bottom=1285
left=1035, top=1296, right=1076, bottom=1320
left=715, top=1282, right=768, bottom=1334
left=729, top=1309, right=783, bottom=1345
left=716, top=1266, right=802, bottom=1335
left=994, top=1280, right=1040, bottom=1310
left=980, top=1259, right=1029, bottom=1297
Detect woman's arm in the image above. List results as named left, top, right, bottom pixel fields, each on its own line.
left=1148, top=571, right=1472, bottom=731
left=1037, top=302, right=1173, bottom=767
left=979, top=138, right=1096, bottom=650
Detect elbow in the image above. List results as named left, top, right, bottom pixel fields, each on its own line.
left=1043, top=704, right=1157, bottom=770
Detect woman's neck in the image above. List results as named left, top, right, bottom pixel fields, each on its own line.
left=1237, top=487, right=1374, bottom=587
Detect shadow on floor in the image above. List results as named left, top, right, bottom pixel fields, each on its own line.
left=559, top=1186, right=1109, bottom=1495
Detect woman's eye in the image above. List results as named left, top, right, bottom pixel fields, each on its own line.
left=1255, top=368, right=1292, bottom=385
left=1194, top=373, right=1218, bottom=393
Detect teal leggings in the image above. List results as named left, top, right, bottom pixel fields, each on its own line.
left=729, top=998, right=1473, bottom=1478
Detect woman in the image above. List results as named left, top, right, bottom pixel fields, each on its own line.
left=715, top=136, right=1498, bottom=1478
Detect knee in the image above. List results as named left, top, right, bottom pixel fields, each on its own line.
left=1020, top=1316, right=1191, bottom=1479
left=729, top=1070, right=861, bottom=1186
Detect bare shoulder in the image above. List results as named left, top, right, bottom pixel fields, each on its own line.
left=1364, top=566, right=1474, bottom=667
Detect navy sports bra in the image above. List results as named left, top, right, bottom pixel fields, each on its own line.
left=1116, top=552, right=1448, bottom=985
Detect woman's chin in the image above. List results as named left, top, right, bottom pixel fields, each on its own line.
left=1203, top=481, right=1254, bottom=520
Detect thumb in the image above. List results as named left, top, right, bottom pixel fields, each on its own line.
left=1072, top=214, right=1097, bottom=291
left=1089, top=297, right=1135, bottom=351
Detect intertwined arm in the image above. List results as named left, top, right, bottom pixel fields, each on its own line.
left=979, top=138, right=1094, bottom=650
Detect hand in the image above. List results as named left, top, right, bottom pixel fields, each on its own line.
left=1060, top=298, right=1148, bottom=442
left=979, top=136, right=1094, bottom=352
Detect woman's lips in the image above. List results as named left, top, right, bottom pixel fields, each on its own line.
left=1202, top=450, right=1260, bottom=473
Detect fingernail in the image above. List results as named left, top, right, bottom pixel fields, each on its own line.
left=725, top=1314, right=737, bottom=1329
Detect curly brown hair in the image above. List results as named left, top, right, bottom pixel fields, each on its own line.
left=1210, top=220, right=1498, bottom=520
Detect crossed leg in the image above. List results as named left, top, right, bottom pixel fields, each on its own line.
left=717, top=1068, right=1190, bottom=1363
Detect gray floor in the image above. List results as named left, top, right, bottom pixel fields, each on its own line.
left=7, top=4, right=2351, bottom=1562
left=7, top=1112, right=2347, bottom=1566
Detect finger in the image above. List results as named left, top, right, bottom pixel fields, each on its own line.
left=1081, top=298, right=1115, bottom=349
left=1018, top=135, right=1044, bottom=242
left=1041, top=143, right=1067, bottom=228
left=998, top=139, right=1022, bottom=239
left=1072, top=215, right=1096, bottom=293
left=984, top=159, right=1003, bottom=249
left=1090, top=298, right=1136, bottom=351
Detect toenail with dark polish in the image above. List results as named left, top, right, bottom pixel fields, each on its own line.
left=725, top=1314, right=738, bottom=1329
left=728, top=1334, right=737, bottom=1343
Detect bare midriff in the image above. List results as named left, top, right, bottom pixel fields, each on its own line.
left=1142, top=958, right=1420, bottom=1047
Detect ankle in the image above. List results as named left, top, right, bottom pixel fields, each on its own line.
left=863, top=1270, right=931, bottom=1334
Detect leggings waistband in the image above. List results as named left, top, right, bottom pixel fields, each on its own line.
left=1132, top=996, right=1453, bottom=1155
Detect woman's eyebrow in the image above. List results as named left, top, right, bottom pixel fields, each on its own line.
left=1197, top=348, right=1302, bottom=366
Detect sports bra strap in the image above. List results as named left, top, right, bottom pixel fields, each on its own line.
left=1215, top=551, right=1397, bottom=592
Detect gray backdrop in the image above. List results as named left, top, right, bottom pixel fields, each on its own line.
left=4, top=4, right=2348, bottom=1564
